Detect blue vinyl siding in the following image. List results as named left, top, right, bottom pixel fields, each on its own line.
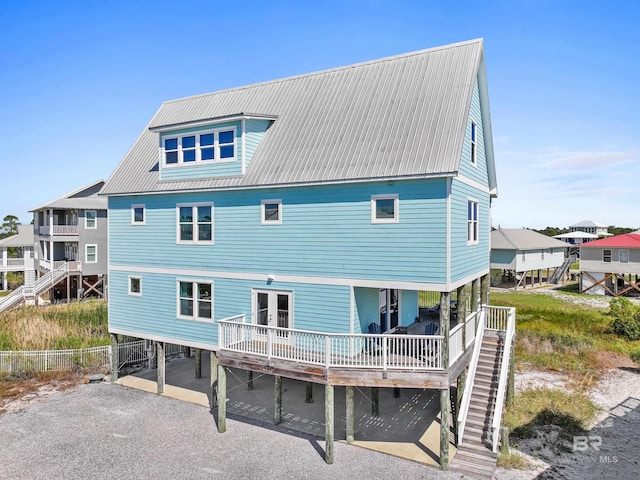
left=108, top=270, right=351, bottom=345
left=244, top=118, right=272, bottom=169
left=109, top=178, right=448, bottom=283
left=449, top=178, right=491, bottom=282
left=354, top=287, right=380, bottom=333
left=159, top=121, right=243, bottom=181
left=491, top=249, right=516, bottom=269
left=400, top=290, right=418, bottom=325
left=458, top=77, right=488, bottom=186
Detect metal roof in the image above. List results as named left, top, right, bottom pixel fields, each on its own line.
left=580, top=233, right=640, bottom=249
left=102, top=39, right=496, bottom=196
left=569, top=220, right=608, bottom=228
left=0, top=225, right=34, bottom=247
left=492, top=229, right=568, bottom=251
left=31, top=180, right=107, bottom=212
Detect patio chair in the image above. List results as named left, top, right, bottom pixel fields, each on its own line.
left=424, top=322, right=439, bottom=335
left=367, top=322, right=382, bottom=354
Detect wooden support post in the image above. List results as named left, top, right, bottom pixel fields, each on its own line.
left=247, top=370, right=254, bottom=390
left=393, top=387, right=400, bottom=398
left=110, top=334, right=118, bottom=383
left=371, top=387, right=379, bottom=417
left=210, top=351, right=217, bottom=407
left=346, top=386, right=355, bottom=444
left=305, top=381, right=313, bottom=403
left=507, top=344, right=515, bottom=408
left=274, top=375, right=283, bottom=425
left=195, top=348, right=202, bottom=379
left=471, top=278, right=479, bottom=313
left=440, top=387, right=450, bottom=470
left=157, top=342, right=165, bottom=395
left=66, top=277, right=71, bottom=304
left=456, top=370, right=466, bottom=440
left=481, top=273, right=490, bottom=305
left=500, top=426, right=510, bottom=456
left=217, top=364, right=226, bottom=433
left=440, top=292, right=450, bottom=369
left=325, top=384, right=335, bottom=464
left=183, top=346, right=191, bottom=358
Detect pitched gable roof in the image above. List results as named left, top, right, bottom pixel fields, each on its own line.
left=0, top=224, right=34, bottom=247
left=102, top=39, right=495, bottom=196
left=580, top=233, right=640, bottom=249
left=30, top=180, right=107, bottom=212
left=492, top=229, right=568, bottom=250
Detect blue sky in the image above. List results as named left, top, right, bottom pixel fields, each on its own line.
left=0, top=1, right=638, bottom=230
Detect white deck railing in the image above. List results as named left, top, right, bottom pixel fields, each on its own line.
left=219, top=318, right=445, bottom=371
left=219, top=311, right=489, bottom=372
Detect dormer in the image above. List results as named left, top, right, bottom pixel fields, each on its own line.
left=150, top=113, right=276, bottom=181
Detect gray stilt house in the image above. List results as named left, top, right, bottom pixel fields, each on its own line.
left=101, top=39, right=515, bottom=474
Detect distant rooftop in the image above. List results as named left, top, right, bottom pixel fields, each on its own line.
left=492, top=228, right=568, bottom=250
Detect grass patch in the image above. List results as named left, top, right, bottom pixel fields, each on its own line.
left=0, top=291, right=9, bottom=298
left=0, top=301, right=109, bottom=350
left=491, top=291, right=640, bottom=374
left=505, top=388, right=598, bottom=441
left=497, top=451, right=531, bottom=469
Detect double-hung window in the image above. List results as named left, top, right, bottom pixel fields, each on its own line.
left=178, top=281, right=212, bottom=321
left=177, top=204, right=213, bottom=244
left=470, top=121, right=477, bottom=166
left=467, top=200, right=479, bottom=244
left=603, top=249, right=612, bottom=263
left=371, top=194, right=399, bottom=224
left=163, top=128, right=236, bottom=166
left=85, top=244, right=97, bottom=263
left=85, top=210, right=97, bottom=229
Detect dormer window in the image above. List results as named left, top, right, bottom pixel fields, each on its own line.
left=163, top=127, right=236, bottom=166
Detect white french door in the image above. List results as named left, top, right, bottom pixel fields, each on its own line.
left=253, top=289, right=293, bottom=343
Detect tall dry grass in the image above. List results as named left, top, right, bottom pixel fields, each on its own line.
left=0, top=301, right=108, bottom=350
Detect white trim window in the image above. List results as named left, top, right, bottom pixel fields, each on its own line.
left=467, top=199, right=479, bottom=244
left=85, top=244, right=97, bottom=263
left=131, top=204, right=145, bottom=225
left=371, top=194, right=399, bottom=224
left=521, top=251, right=525, bottom=262
left=85, top=210, right=97, bottom=229
left=470, top=121, right=477, bottom=166
left=620, top=249, right=629, bottom=264
left=128, top=276, right=142, bottom=296
left=261, top=199, right=282, bottom=225
left=177, top=280, right=212, bottom=321
left=177, top=204, right=213, bottom=244
left=603, top=249, right=612, bottom=263
left=163, top=127, right=236, bottom=166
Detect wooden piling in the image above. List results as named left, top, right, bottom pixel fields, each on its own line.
left=274, top=375, right=282, bottom=425
left=247, top=370, right=254, bottom=390
left=157, top=342, right=165, bottom=395
left=195, top=348, right=202, bottom=379
left=305, top=381, right=313, bottom=403
left=371, top=387, right=379, bottom=417
left=440, top=387, right=450, bottom=470
left=210, top=351, right=217, bottom=407
left=325, top=384, right=335, bottom=464
left=346, top=386, right=355, bottom=444
left=110, top=334, right=118, bottom=383
left=217, top=364, right=226, bottom=433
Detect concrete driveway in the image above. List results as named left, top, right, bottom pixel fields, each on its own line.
left=0, top=382, right=466, bottom=480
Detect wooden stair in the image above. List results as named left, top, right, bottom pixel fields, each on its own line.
left=450, top=333, right=503, bottom=480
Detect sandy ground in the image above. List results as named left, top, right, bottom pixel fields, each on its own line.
left=495, top=366, right=640, bottom=480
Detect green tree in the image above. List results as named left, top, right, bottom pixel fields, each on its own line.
left=0, top=215, right=19, bottom=239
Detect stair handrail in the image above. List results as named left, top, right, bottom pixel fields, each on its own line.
left=34, top=262, right=70, bottom=295
left=0, top=286, right=27, bottom=313
left=457, top=307, right=486, bottom=445
left=490, top=306, right=516, bottom=453
left=550, top=255, right=572, bottom=284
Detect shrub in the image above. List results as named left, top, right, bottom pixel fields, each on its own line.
left=630, top=347, right=640, bottom=364
left=609, top=298, right=640, bottom=341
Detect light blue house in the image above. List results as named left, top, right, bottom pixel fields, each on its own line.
left=101, top=39, right=515, bottom=472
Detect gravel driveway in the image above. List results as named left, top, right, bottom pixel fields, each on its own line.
left=0, top=383, right=465, bottom=480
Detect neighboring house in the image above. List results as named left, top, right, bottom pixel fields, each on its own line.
left=490, top=228, right=569, bottom=288
left=569, top=220, right=612, bottom=237
left=553, top=230, right=599, bottom=246
left=31, top=180, right=108, bottom=301
left=0, top=225, right=35, bottom=291
left=101, top=39, right=515, bottom=470
left=579, top=231, right=640, bottom=296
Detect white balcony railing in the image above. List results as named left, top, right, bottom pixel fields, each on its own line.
left=38, top=225, right=79, bottom=236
